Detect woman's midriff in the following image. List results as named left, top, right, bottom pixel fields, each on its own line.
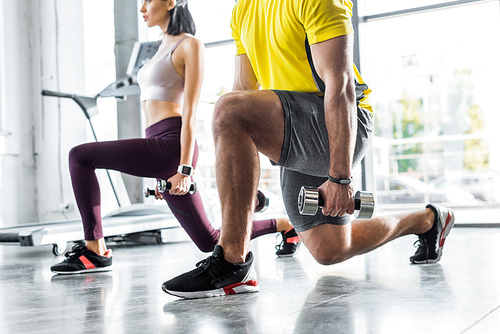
left=142, top=99, right=182, bottom=127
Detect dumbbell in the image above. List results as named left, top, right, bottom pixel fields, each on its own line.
left=144, top=188, right=156, bottom=198
left=144, top=182, right=197, bottom=198
left=157, top=180, right=197, bottom=194
left=255, top=190, right=270, bottom=213
left=298, top=186, right=374, bottom=219
left=151, top=181, right=268, bottom=212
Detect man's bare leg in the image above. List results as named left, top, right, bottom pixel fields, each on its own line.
left=212, top=91, right=285, bottom=263
left=298, top=208, right=435, bottom=265
left=160, top=90, right=287, bottom=298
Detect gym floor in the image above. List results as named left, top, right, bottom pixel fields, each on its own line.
left=0, top=226, right=499, bottom=333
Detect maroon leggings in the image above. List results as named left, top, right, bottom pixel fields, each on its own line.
left=69, top=116, right=277, bottom=252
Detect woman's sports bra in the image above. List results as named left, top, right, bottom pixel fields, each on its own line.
left=137, top=35, right=188, bottom=103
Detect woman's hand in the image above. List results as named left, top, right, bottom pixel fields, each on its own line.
left=154, top=184, right=164, bottom=200
left=167, top=173, right=191, bottom=196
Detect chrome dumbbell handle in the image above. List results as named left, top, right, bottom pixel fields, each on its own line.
left=298, top=186, right=374, bottom=219
left=157, top=180, right=197, bottom=194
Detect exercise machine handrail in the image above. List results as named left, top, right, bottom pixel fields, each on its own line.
left=41, top=89, right=121, bottom=206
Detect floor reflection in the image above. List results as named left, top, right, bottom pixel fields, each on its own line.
left=163, top=293, right=260, bottom=333
left=51, top=273, right=113, bottom=333
left=293, top=264, right=453, bottom=333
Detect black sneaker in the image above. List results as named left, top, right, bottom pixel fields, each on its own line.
left=162, top=245, right=259, bottom=299
left=275, top=228, right=300, bottom=257
left=51, top=244, right=113, bottom=274
left=410, top=204, right=455, bottom=264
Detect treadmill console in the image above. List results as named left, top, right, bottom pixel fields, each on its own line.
left=126, top=41, right=160, bottom=77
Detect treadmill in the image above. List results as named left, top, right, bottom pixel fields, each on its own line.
left=0, top=41, right=189, bottom=255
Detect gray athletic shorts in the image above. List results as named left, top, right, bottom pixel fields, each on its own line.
left=272, top=90, right=374, bottom=232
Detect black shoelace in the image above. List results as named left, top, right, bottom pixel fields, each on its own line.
left=413, top=236, right=427, bottom=251
left=275, top=233, right=285, bottom=251
left=414, top=220, right=438, bottom=250
left=194, top=255, right=234, bottom=279
left=64, top=244, right=87, bottom=259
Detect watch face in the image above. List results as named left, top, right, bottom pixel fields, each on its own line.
left=340, top=179, right=351, bottom=184
left=179, top=165, right=193, bottom=175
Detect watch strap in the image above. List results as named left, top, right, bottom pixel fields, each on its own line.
left=328, top=176, right=352, bottom=185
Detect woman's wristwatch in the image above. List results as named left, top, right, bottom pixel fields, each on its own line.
left=178, top=164, right=195, bottom=176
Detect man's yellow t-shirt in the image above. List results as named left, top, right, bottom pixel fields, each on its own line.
left=231, top=0, right=372, bottom=112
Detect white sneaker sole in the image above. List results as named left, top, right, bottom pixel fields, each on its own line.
left=52, top=266, right=113, bottom=275
left=165, top=280, right=259, bottom=299
left=434, top=206, right=455, bottom=262
left=164, top=262, right=259, bottom=299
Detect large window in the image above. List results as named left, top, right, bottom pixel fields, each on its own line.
left=359, top=0, right=475, bottom=16
left=137, top=1, right=500, bottom=225
left=358, top=0, right=500, bottom=223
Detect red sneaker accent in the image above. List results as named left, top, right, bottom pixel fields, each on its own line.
left=286, top=236, right=300, bottom=244
left=103, top=249, right=112, bottom=258
left=223, top=280, right=259, bottom=295
left=439, top=211, right=453, bottom=247
left=79, top=255, right=96, bottom=269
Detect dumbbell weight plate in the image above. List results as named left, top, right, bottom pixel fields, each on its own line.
left=255, top=190, right=270, bottom=213
left=354, top=191, right=375, bottom=219
left=298, top=186, right=322, bottom=216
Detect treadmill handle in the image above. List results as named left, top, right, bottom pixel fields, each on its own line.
left=41, top=90, right=73, bottom=99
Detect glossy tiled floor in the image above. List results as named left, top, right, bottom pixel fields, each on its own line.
left=0, top=227, right=499, bottom=334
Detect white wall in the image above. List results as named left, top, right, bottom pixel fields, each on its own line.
left=36, top=0, right=88, bottom=223
left=0, top=0, right=93, bottom=227
left=0, top=0, right=40, bottom=226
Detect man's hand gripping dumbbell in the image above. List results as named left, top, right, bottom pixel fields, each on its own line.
left=298, top=186, right=375, bottom=219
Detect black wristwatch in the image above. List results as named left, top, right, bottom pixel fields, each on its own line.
left=328, top=176, right=352, bottom=185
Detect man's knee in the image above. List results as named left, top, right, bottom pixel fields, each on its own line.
left=306, top=238, right=351, bottom=266
left=311, top=250, right=349, bottom=266
left=212, top=92, right=248, bottom=136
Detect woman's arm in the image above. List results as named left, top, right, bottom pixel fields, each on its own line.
left=168, top=36, right=204, bottom=195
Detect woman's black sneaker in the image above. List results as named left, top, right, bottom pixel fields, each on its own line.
left=162, top=245, right=259, bottom=299
left=51, top=244, right=113, bottom=274
left=410, top=204, right=455, bottom=264
left=275, top=228, right=300, bottom=257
